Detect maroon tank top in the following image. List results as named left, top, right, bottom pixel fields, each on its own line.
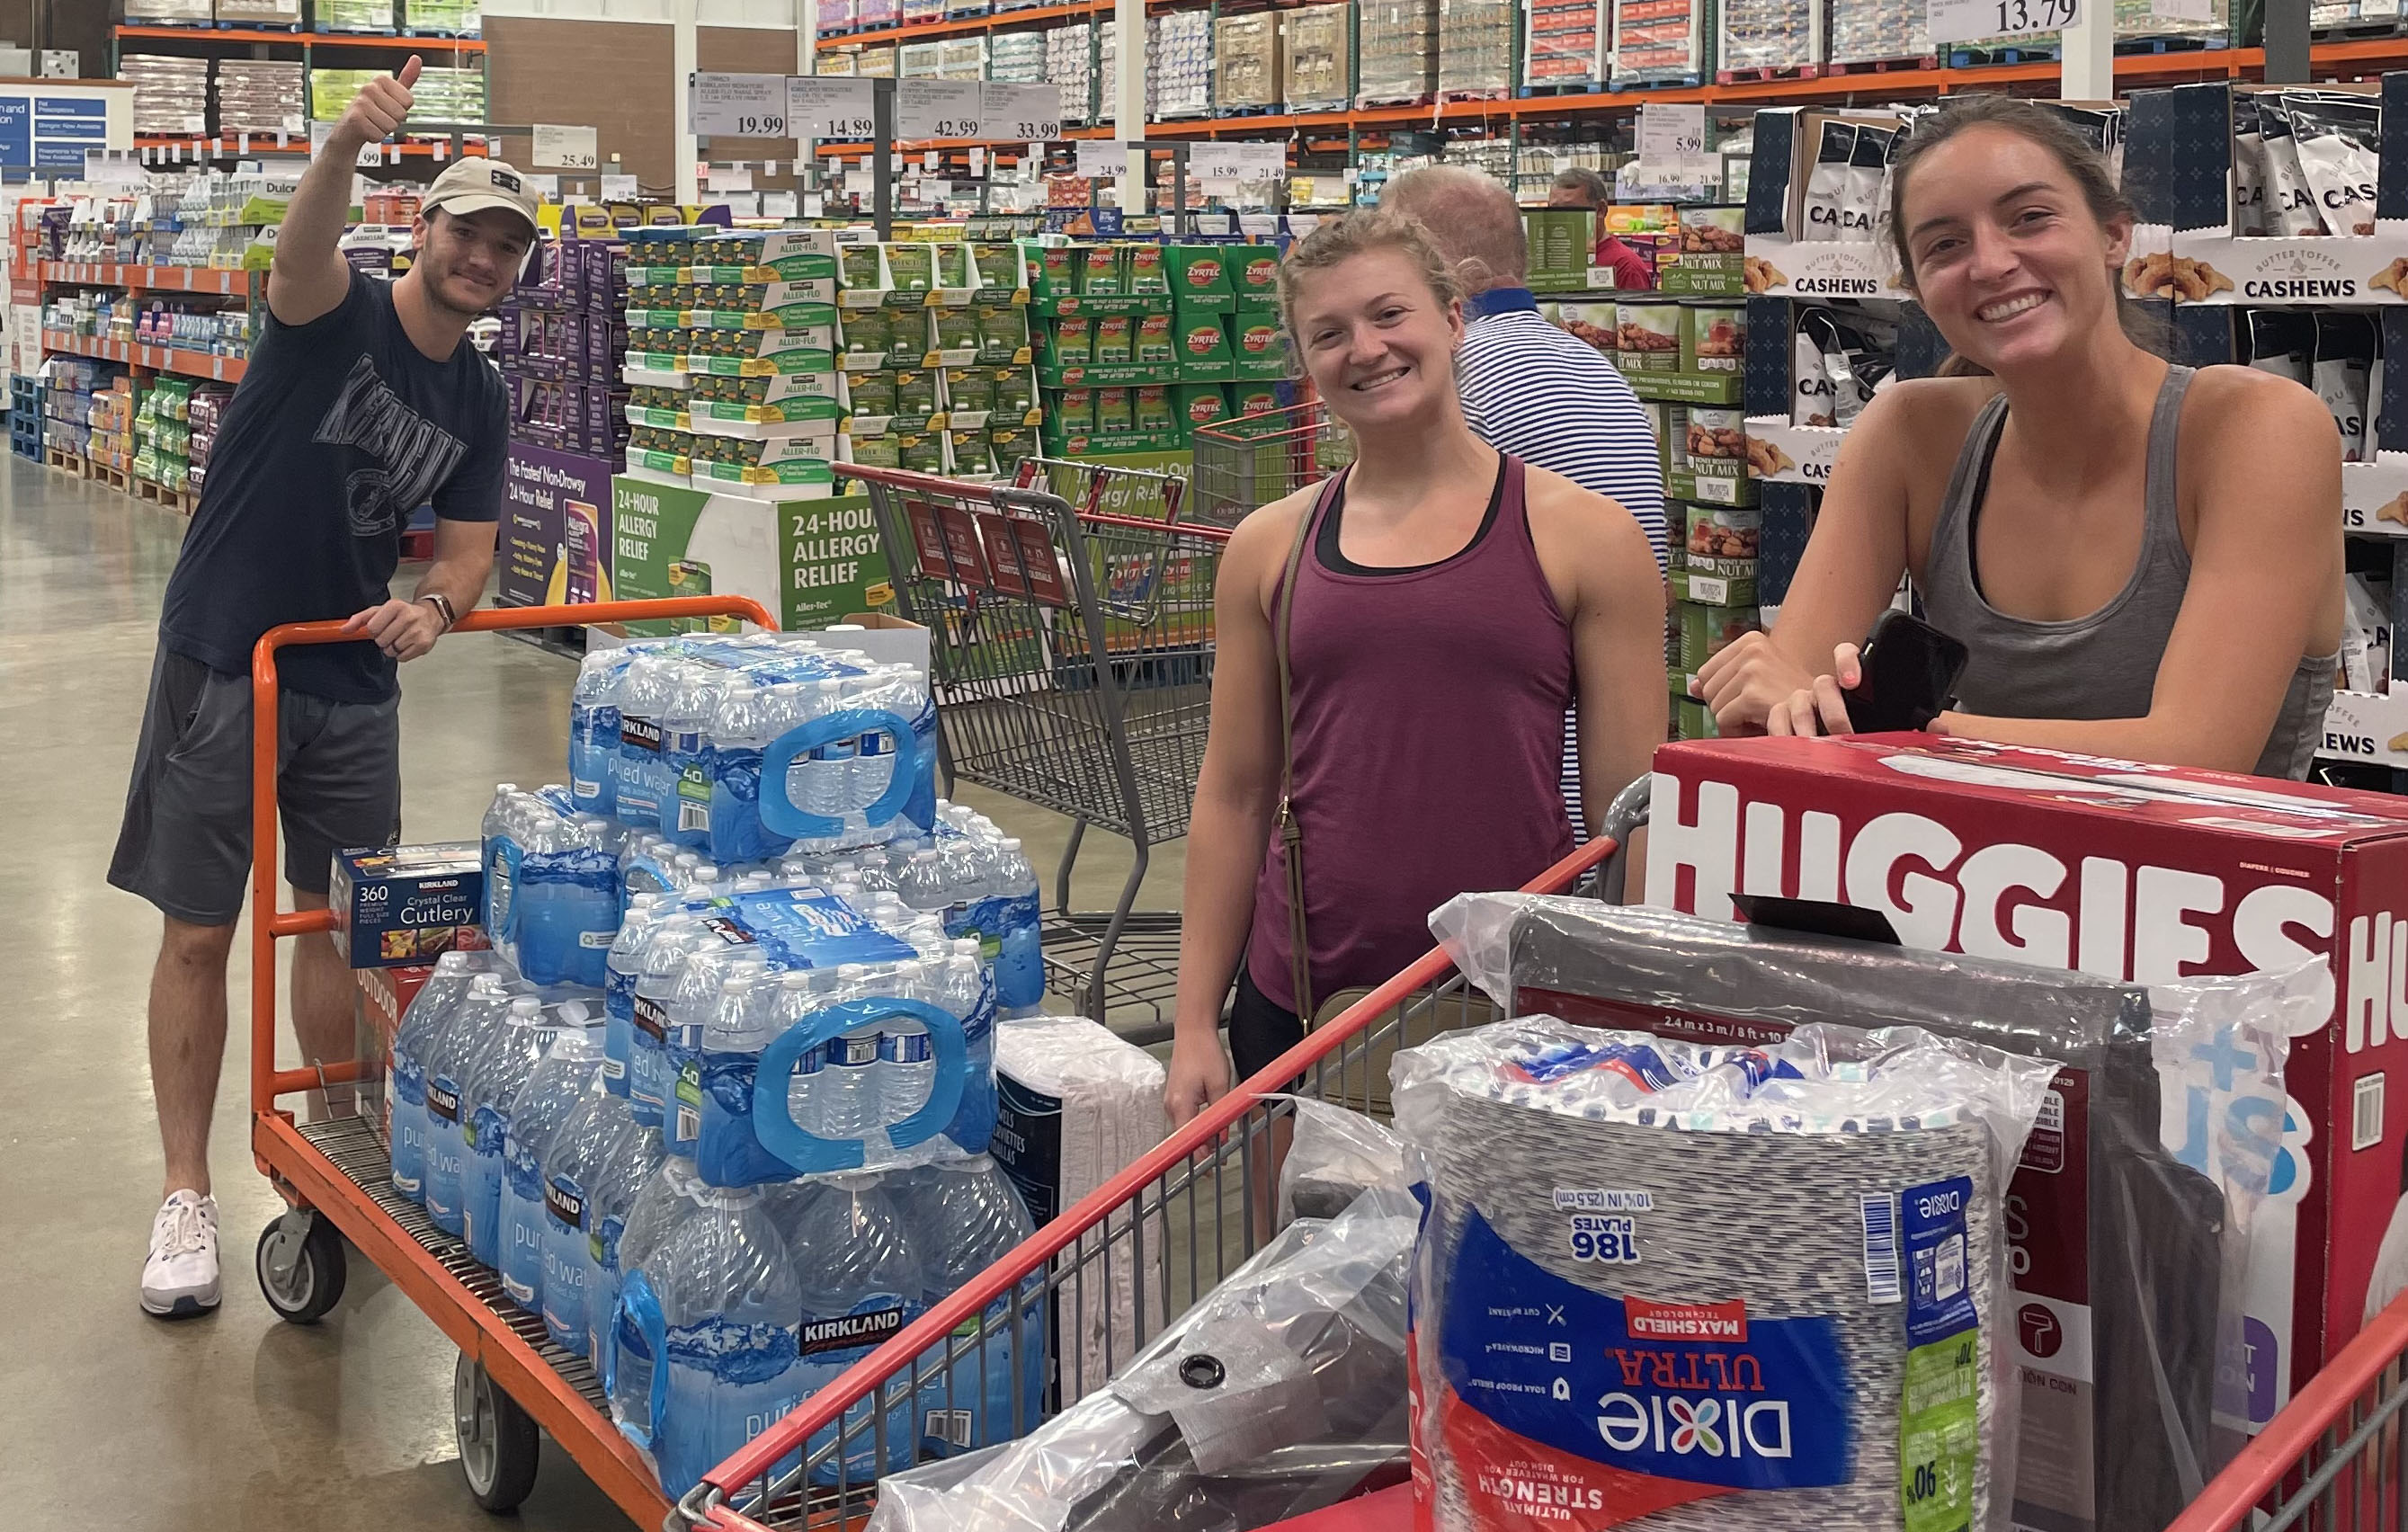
left=1246, top=454, right=1576, bottom=1012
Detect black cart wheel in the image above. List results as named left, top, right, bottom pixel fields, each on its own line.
left=453, top=1353, right=541, bottom=1514
left=254, top=1211, right=347, bottom=1325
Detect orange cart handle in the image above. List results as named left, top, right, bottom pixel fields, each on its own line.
left=247, top=597, right=777, bottom=1118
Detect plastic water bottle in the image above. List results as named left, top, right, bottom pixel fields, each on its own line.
left=613, top=648, right=681, bottom=827
left=788, top=1171, right=924, bottom=1484
left=461, top=995, right=560, bottom=1267
left=630, top=916, right=715, bottom=1129
left=570, top=646, right=640, bottom=817
left=667, top=951, right=768, bottom=1160
left=901, top=1154, right=1044, bottom=1455
left=518, top=814, right=619, bottom=989
left=423, top=977, right=520, bottom=1237
left=633, top=1187, right=803, bottom=1500
left=388, top=952, right=489, bottom=1204
left=481, top=784, right=526, bottom=963
left=659, top=659, right=726, bottom=848
left=581, top=1118, right=666, bottom=1363
left=499, top=1021, right=605, bottom=1313
left=878, top=961, right=937, bottom=1127
left=895, top=850, right=950, bottom=918
left=604, top=895, right=668, bottom=1100
left=814, top=965, right=884, bottom=1144
left=991, top=837, right=1045, bottom=1015
left=537, top=1082, right=638, bottom=1355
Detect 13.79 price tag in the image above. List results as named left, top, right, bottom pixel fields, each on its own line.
left=1927, top=0, right=2075, bottom=43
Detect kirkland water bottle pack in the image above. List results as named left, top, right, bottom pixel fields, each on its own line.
left=460, top=990, right=604, bottom=1269
left=863, top=803, right=1045, bottom=1014
left=1392, top=1016, right=2055, bottom=1532
left=388, top=949, right=504, bottom=1205
left=573, top=633, right=938, bottom=864
left=482, top=783, right=622, bottom=988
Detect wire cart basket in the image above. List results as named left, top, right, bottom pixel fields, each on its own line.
left=1188, top=399, right=1352, bottom=529
left=841, top=459, right=1224, bottom=1040
left=671, top=791, right=1644, bottom=1532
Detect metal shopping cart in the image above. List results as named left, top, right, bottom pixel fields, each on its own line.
left=666, top=779, right=1650, bottom=1532
left=841, top=460, right=1226, bottom=1040
left=243, top=597, right=774, bottom=1527
left=1188, top=399, right=1352, bottom=529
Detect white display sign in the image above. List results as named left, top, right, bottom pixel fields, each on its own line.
left=532, top=122, right=599, bottom=171
left=1074, top=139, right=1128, bottom=178
left=895, top=80, right=984, bottom=140
left=789, top=76, right=876, bottom=139
left=710, top=165, right=756, bottom=192
left=690, top=72, right=790, bottom=138
left=982, top=83, right=1061, bottom=143
left=1927, top=0, right=2076, bottom=44
left=526, top=173, right=561, bottom=196
left=601, top=173, right=639, bottom=199
left=2150, top=0, right=2210, bottom=19
left=1638, top=102, right=1714, bottom=177
left=763, top=190, right=799, bottom=218
left=1191, top=141, right=1286, bottom=182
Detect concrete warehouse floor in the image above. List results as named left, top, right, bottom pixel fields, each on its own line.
left=0, top=456, right=1183, bottom=1530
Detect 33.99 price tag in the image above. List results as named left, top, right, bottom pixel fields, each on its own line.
left=981, top=84, right=1061, bottom=143
left=1926, top=0, right=2076, bottom=44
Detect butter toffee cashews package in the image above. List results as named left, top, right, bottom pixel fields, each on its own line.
left=1431, top=893, right=2322, bottom=1532
left=1393, top=1012, right=2059, bottom=1532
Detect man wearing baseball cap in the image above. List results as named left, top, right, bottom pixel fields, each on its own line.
left=111, top=54, right=538, bottom=1319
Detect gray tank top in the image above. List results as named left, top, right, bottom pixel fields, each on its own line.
left=1923, top=363, right=2334, bottom=780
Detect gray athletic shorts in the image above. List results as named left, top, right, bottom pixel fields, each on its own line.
left=109, top=648, right=402, bottom=926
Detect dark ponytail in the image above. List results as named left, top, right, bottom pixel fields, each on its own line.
left=1886, top=94, right=2168, bottom=376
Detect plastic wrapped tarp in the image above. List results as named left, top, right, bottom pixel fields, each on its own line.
left=1430, top=895, right=2324, bottom=1532
left=1277, top=1097, right=1409, bottom=1226
left=864, top=1185, right=1417, bottom=1532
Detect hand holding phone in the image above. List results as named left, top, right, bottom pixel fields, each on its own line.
left=1764, top=609, right=1969, bottom=738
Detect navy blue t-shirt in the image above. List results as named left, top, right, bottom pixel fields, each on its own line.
left=158, top=270, right=506, bottom=703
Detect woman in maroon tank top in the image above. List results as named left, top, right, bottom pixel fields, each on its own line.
left=1163, top=209, right=1669, bottom=1127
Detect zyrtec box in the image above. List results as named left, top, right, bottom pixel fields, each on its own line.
left=1643, top=735, right=2408, bottom=1436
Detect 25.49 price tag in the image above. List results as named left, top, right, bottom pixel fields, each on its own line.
left=1926, top=0, right=2075, bottom=44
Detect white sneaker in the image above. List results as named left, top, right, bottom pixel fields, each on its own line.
left=141, top=1190, right=220, bottom=1319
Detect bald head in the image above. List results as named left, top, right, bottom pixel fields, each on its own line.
left=1382, top=165, right=1527, bottom=294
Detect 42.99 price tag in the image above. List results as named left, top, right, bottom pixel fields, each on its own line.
left=1926, top=0, right=2075, bottom=44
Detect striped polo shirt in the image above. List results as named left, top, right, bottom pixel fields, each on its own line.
left=1455, top=287, right=1670, bottom=571
left=1454, top=285, right=1672, bottom=842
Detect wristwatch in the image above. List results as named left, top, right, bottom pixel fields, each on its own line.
left=419, top=592, right=458, bottom=631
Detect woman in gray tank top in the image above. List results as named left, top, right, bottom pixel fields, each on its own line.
left=1694, top=97, right=2342, bottom=779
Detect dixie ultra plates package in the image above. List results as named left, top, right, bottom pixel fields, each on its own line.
left=1393, top=1017, right=2055, bottom=1531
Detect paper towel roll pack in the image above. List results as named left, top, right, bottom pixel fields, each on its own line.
left=1395, top=1018, right=2057, bottom=1532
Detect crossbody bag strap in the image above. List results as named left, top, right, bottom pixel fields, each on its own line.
left=1273, top=470, right=1344, bottom=1023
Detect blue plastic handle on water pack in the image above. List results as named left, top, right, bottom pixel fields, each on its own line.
left=753, top=997, right=967, bottom=1174
left=616, top=1269, right=669, bottom=1448
left=757, top=708, right=922, bottom=842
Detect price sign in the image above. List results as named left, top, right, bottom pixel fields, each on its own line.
left=896, top=81, right=984, bottom=141
left=690, top=72, right=790, bottom=138
left=1927, top=0, right=2076, bottom=43
left=1074, top=139, right=1128, bottom=178
left=1637, top=102, right=1711, bottom=176
left=2148, top=0, right=2207, bottom=21
left=602, top=173, right=640, bottom=199
left=533, top=122, right=600, bottom=171
left=790, top=76, right=877, bottom=139
left=710, top=164, right=756, bottom=192
left=1191, top=141, right=1287, bottom=182
left=763, top=190, right=799, bottom=218
left=982, top=84, right=1061, bottom=143
left=526, top=173, right=561, bottom=197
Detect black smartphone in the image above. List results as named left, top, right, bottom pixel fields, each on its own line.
left=1842, top=610, right=1968, bottom=734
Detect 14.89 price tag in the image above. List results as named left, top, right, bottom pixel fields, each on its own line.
left=1926, top=0, right=2075, bottom=44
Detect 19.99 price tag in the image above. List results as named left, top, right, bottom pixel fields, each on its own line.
left=1926, top=0, right=2076, bottom=44
left=689, top=72, right=789, bottom=138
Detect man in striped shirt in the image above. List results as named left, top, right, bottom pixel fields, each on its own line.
left=1383, top=165, right=1670, bottom=572
left=1386, top=166, right=1670, bottom=831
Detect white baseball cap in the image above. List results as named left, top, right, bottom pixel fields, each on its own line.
left=424, top=155, right=539, bottom=237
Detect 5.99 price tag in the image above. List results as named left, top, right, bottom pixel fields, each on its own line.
left=1926, top=0, right=2076, bottom=44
